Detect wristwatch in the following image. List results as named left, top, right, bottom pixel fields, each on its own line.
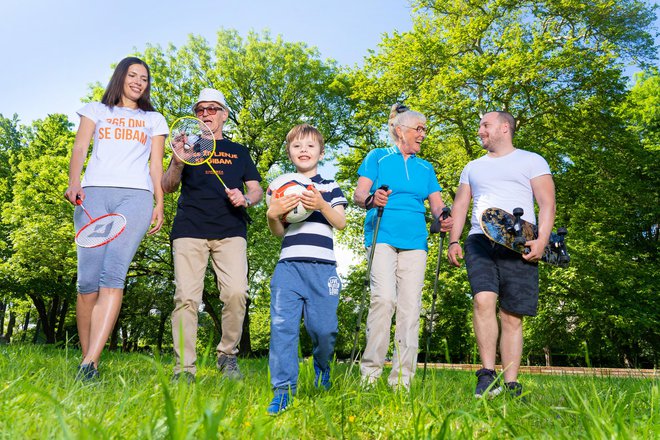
left=244, top=195, right=252, bottom=207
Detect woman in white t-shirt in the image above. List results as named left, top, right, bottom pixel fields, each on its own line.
left=64, top=57, right=167, bottom=380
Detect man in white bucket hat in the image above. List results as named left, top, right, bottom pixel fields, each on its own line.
left=163, top=87, right=263, bottom=382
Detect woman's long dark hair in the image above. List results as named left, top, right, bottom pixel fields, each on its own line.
left=101, top=57, right=155, bottom=111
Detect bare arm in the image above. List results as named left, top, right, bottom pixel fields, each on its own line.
left=64, top=116, right=95, bottom=204
left=161, top=154, right=185, bottom=194
left=354, top=176, right=391, bottom=208
left=244, top=180, right=263, bottom=206
left=447, top=183, right=472, bottom=267
left=148, top=135, right=165, bottom=234
left=524, top=174, right=556, bottom=261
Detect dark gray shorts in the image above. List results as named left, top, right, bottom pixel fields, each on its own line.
left=464, top=234, right=539, bottom=316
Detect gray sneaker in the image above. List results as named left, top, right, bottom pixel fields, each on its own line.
left=217, top=354, right=242, bottom=379
left=172, top=371, right=196, bottom=384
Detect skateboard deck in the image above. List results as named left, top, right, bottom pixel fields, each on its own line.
left=480, top=207, right=570, bottom=267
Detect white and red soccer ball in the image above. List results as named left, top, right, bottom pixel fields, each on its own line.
left=266, top=173, right=314, bottom=223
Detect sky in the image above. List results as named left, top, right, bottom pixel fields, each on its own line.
left=0, top=0, right=413, bottom=126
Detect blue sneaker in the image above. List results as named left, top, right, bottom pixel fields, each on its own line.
left=267, top=392, right=290, bottom=415
left=314, top=365, right=331, bottom=390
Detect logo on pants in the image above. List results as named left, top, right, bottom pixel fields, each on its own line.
left=327, top=276, right=341, bottom=296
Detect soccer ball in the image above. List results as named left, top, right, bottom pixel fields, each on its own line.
left=266, top=173, right=314, bottom=223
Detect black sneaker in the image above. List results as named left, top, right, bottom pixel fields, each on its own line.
left=474, top=368, right=501, bottom=398
left=76, top=362, right=99, bottom=381
left=172, top=371, right=196, bottom=384
left=505, top=381, right=523, bottom=397
left=217, top=354, right=242, bottom=380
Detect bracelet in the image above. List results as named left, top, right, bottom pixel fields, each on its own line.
left=244, top=195, right=252, bottom=207
left=448, top=241, right=460, bottom=248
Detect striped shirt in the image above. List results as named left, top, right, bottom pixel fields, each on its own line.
left=279, top=174, right=348, bottom=264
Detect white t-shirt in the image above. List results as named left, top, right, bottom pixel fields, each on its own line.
left=459, top=149, right=551, bottom=235
left=78, top=102, right=168, bottom=192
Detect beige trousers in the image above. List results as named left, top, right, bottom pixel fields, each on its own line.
left=171, top=237, right=248, bottom=374
left=360, top=244, right=427, bottom=387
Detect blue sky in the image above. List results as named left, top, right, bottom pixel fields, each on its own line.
left=0, top=0, right=413, bottom=126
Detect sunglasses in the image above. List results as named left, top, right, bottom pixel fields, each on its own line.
left=195, top=106, right=224, bottom=117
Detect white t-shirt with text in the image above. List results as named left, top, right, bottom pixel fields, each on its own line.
left=78, top=102, right=168, bottom=192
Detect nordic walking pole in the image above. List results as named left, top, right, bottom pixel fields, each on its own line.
left=423, top=206, right=451, bottom=381
left=349, top=185, right=389, bottom=367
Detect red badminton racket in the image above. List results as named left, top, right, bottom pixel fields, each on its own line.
left=74, top=196, right=126, bottom=248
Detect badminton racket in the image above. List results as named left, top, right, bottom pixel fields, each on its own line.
left=169, top=116, right=252, bottom=224
left=74, top=196, right=127, bottom=248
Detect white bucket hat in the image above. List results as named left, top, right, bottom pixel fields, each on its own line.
left=192, top=88, right=231, bottom=113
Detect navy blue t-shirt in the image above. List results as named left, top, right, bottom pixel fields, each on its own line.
left=170, top=138, right=262, bottom=240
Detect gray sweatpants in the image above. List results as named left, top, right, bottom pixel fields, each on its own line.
left=74, top=186, right=152, bottom=293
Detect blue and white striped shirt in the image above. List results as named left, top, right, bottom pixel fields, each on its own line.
left=279, top=174, right=348, bottom=264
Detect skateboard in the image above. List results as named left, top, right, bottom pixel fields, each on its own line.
left=480, top=207, right=570, bottom=267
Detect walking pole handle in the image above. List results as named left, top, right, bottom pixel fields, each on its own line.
left=439, top=206, right=450, bottom=238
left=376, top=185, right=389, bottom=217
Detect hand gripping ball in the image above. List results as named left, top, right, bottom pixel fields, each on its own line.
left=266, top=173, right=314, bottom=223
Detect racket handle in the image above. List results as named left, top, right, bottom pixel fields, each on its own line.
left=75, top=195, right=82, bottom=205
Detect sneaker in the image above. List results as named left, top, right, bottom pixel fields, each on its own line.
left=314, top=365, right=331, bottom=390
left=505, top=381, right=523, bottom=397
left=76, top=362, right=99, bottom=381
left=217, top=354, right=242, bottom=380
left=267, top=392, right=290, bottom=415
left=172, top=371, right=196, bottom=384
left=474, top=368, right=501, bottom=398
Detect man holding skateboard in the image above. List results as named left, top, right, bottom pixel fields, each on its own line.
left=448, top=111, right=555, bottom=398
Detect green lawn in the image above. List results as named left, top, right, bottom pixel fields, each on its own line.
left=0, top=345, right=657, bottom=439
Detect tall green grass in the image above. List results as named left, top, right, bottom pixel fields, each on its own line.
left=0, top=344, right=657, bottom=439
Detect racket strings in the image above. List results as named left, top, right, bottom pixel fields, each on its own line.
left=76, top=214, right=126, bottom=248
left=170, top=117, right=216, bottom=165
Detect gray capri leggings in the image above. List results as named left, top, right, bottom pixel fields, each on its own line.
left=74, top=187, right=153, bottom=294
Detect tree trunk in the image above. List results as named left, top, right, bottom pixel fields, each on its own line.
left=21, top=310, right=30, bottom=342
left=46, top=295, right=60, bottom=343
left=56, top=298, right=69, bottom=342
left=5, top=310, right=16, bottom=342
left=157, top=312, right=167, bottom=352
left=121, top=323, right=129, bottom=352
left=109, top=315, right=121, bottom=351
left=0, top=301, right=5, bottom=335
left=544, top=346, right=552, bottom=367
left=33, top=319, right=42, bottom=343
left=27, top=293, right=56, bottom=343
left=240, top=296, right=252, bottom=355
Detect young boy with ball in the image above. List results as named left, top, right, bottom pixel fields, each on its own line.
left=265, top=124, right=348, bottom=415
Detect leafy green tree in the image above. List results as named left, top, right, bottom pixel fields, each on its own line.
left=1, top=114, right=77, bottom=343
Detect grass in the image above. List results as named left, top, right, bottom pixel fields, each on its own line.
left=0, top=344, right=657, bottom=439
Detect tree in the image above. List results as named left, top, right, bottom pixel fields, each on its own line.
left=1, top=114, right=77, bottom=343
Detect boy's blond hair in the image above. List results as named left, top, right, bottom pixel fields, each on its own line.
left=285, top=124, right=325, bottom=153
